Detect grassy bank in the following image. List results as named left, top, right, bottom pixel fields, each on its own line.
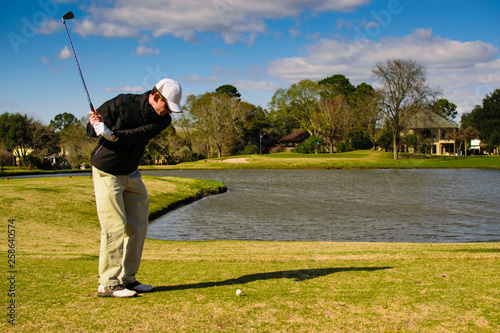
left=142, top=150, right=500, bottom=170
left=2, top=151, right=499, bottom=176
left=1, top=177, right=499, bottom=332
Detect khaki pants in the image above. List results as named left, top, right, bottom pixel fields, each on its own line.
left=92, top=167, right=149, bottom=286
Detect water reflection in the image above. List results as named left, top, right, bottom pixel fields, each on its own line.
left=145, top=169, right=500, bottom=242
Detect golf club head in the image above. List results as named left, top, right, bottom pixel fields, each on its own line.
left=62, top=11, right=74, bottom=21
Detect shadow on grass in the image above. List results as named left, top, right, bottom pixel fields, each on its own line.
left=452, top=248, right=500, bottom=253
left=154, top=267, right=392, bottom=292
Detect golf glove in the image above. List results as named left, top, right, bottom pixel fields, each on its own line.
left=93, top=122, right=117, bottom=141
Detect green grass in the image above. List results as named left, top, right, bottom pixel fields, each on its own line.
left=3, top=151, right=498, bottom=176
left=1, top=176, right=499, bottom=332
left=140, top=150, right=500, bottom=170
left=0, top=166, right=90, bottom=176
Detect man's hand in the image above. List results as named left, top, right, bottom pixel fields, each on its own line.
left=89, top=109, right=103, bottom=126
left=93, top=122, right=117, bottom=141
left=90, top=110, right=116, bottom=141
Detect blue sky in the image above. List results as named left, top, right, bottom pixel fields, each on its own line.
left=1, top=0, right=499, bottom=125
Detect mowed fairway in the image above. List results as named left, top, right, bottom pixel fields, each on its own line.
left=1, top=176, right=499, bottom=332
left=143, top=150, right=500, bottom=170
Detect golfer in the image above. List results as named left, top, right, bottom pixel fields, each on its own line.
left=87, top=78, right=182, bottom=298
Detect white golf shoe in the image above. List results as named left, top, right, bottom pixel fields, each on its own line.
left=97, top=284, right=137, bottom=298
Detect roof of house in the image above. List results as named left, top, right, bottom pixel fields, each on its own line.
left=409, top=112, right=458, bottom=129
left=278, top=130, right=310, bottom=143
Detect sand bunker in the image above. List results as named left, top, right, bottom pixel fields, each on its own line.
left=221, top=157, right=250, bottom=163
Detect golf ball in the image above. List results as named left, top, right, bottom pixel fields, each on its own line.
left=236, top=289, right=242, bottom=296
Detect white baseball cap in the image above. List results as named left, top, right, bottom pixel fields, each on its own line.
left=156, top=78, right=183, bottom=113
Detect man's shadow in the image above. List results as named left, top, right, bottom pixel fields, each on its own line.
left=153, top=266, right=392, bottom=292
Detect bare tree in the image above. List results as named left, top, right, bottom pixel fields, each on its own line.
left=173, top=112, right=197, bottom=156
left=190, top=92, right=246, bottom=158
left=145, top=126, right=177, bottom=165
left=0, top=147, right=14, bottom=172
left=372, top=59, right=439, bottom=160
left=313, top=94, right=351, bottom=153
left=59, top=118, right=96, bottom=168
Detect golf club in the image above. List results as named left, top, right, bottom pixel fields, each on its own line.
left=62, top=11, right=94, bottom=113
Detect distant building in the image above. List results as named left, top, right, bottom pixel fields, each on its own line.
left=278, top=130, right=310, bottom=152
left=44, top=151, right=62, bottom=165
left=407, top=112, right=458, bottom=155
left=470, top=139, right=489, bottom=155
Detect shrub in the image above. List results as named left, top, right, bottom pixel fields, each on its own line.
left=239, top=144, right=259, bottom=155
left=336, top=142, right=354, bottom=153
left=293, top=135, right=323, bottom=154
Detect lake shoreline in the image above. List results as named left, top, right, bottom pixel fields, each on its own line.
left=2, top=151, right=500, bottom=176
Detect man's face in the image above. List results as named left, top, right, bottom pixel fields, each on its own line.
left=151, top=93, right=172, bottom=116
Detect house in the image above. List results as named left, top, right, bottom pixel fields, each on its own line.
left=470, top=139, right=490, bottom=155
left=44, top=151, right=63, bottom=165
left=40, top=147, right=72, bottom=169
left=278, top=130, right=310, bottom=152
left=407, top=112, right=458, bottom=155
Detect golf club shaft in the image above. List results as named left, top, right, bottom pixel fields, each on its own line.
left=62, top=19, right=94, bottom=113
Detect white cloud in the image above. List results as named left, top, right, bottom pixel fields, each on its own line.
left=289, top=28, right=303, bottom=38
left=0, top=102, right=19, bottom=109
left=106, top=86, right=144, bottom=93
left=236, top=80, right=281, bottom=91
left=75, top=0, right=370, bottom=43
left=133, top=46, right=161, bottom=56
left=37, top=20, right=62, bottom=34
left=40, top=57, right=51, bottom=64
left=58, top=46, right=72, bottom=59
left=268, top=28, right=500, bottom=116
left=179, top=74, right=220, bottom=85
left=74, top=18, right=139, bottom=38
left=306, top=32, right=321, bottom=41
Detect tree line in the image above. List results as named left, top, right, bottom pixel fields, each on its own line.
left=1, top=58, right=499, bottom=170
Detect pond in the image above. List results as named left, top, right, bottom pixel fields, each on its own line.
left=144, top=169, right=500, bottom=243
